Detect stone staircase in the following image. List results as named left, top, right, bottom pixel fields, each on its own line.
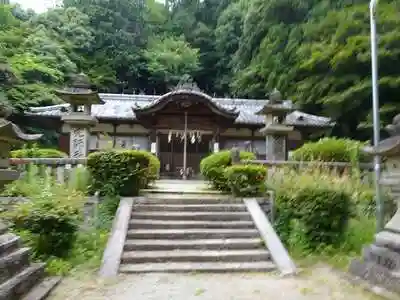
left=119, top=194, right=276, bottom=273
left=0, top=224, right=60, bottom=300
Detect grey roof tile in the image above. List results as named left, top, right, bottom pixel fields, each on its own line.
left=26, top=93, right=333, bottom=127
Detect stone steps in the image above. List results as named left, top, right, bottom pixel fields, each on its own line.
left=131, top=211, right=253, bottom=221
left=119, top=195, right=276, bottom=274
left=21, top=277, right=61, bottom=300
left=137, top=193, right=235, bottom=203
left=0, top=227, right=60, bottom=300
left=137, top=197, right=239, bottom=205
left=124, top=238, right=263, bottom=251
left=128, top=219, right=255, bottom=230
left=120, top=261, right=276, bottom=273
left=133, top=204, right=247, bottom=212
left=0, top=247, right=31, bottom=283
left=0, top=263, right=45, bottom=300
left=121, top=249, right=270, bottom=264
left=0, top=233, right=20, bottom=256
left=127, top=229, right=260, bottom=240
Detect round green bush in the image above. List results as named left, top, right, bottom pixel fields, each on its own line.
left=291, top=138, right=369, bottom=163
left=87, top=150, right=150, bottom=196
left=224, top=164, right=267, bottom=197
left=274, top=185, right=351, bottom=249
left=136, top=150, right=160, bottom=185
left=11, top=147, right=67, bottom=158
left=200, top=150, right=256, bottom=191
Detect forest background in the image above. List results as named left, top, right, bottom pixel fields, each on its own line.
left=0, top=0, right=399, bottom=141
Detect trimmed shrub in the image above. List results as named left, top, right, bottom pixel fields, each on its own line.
left=87, top=150, right=150, bottom=196
left=11, top=145, right=67, bottom=158
left=291, top=137, right=369, bottom=163
left=269, top=167, right=353, bottom=250
left=275, top=186, right=351, bottom=249
left=200, top=150, right=256, bottom=191
left=225, top=164, right=267, bottom=197
left=2, top=184, right=84, bottom=258
left=137, top=150, right=160, bottom=185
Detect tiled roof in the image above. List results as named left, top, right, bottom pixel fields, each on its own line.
left=26, top=93, right=333, bottom=127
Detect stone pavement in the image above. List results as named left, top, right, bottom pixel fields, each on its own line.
left=49, top=266, right=380, bottom=300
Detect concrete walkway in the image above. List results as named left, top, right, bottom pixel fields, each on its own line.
left=49, top=266, right=380, bottom=300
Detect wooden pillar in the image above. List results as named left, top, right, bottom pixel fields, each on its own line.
left=250, top=128, right=255, bottom=152
left=149, top=130, right=158, bottom=155
left=112, top=124, right=117, bottom=148
left=213, top=127, right=220, bottom=153
left=59, top=133, right=70, bottom=155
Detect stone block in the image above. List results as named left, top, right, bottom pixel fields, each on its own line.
left=349, top=259, right=400, bottom=294
left=363, top=245, right=400, bottom=271
left=375, top=231, right=400, bottom=252
left=384, top=212, right=400, bottom=234
left=0, top=248, right=31, bottom=285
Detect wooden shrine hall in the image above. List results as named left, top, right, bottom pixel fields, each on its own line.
left=19, top=76, right=333, bottom=178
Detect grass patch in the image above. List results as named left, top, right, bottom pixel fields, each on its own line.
left=288, top=216, right=375, bottom=271
left=43, top=195, right=119, bottom=275
left=1, top=166, right=119, bottom=276
left=45, top=229, right=110, bottom=275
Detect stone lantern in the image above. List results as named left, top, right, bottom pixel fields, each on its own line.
left=0, top=104, right=42, bottom=189
left=255, top=89, right=294, bottom=160
left=350, top=114, right=400, bottom=293
left=56, top=73, right=104, bottom=158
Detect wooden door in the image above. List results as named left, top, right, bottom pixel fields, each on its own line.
left=158, top=133, right=211, bottom=178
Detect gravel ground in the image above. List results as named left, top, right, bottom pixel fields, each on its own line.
left=49, top=265, right=382, bottom=300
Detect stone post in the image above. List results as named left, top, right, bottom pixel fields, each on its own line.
left=56, top=73, right=104, bottom=158
left=231, top=144, right=240, bottom=165
left=349, top=114, right=400, bottom=294
left=0, top=104, right=42, bottom=189
left=255, top=89, right=294, bottom=161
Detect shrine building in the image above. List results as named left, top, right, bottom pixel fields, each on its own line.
left=18, top=76, right=333, bottom=177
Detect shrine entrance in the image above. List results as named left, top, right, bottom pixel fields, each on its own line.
left=158, top=131, right=212, bottom=178
left=133, top=88, right=239, bottom=179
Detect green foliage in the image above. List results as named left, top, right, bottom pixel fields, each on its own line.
left=2, top=183, right=84, bottom=258
left=1, top=168, right=43, bottom=197
left=11, top=145, right=67, bottom=158
left=0, top=0, right=398, bottom=141
left=268, top=165, right=378, bottom=253
left=224, top=164, right=267, bottom=197
left=291, top=2, right=399, bottom=137
left=200, top=151, right=256, bottom=191
left=291, top=138, right=369, bottom=163
left=1, top=166, right=114, bottom=275
left=138, top=150, right=160, bottom=185
left=96, top=195, right=120, bottom=230
left=144, top=35, right=200, bottom=87
left=87, top=150, right=151, bottom=196
left=67, top=166, right=91, bottom=194
left=275, top=185, right=351, bottom=249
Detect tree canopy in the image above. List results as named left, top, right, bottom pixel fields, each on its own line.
left=0, top=0, right=399, bottom=139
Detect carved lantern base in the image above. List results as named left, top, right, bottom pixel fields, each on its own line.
left=349, top=115, right=400, bottom=294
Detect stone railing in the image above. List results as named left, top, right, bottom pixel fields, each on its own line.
left=9, top=157, right=88, bottom=185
